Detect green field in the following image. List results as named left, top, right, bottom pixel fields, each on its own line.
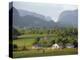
left=13, top=48, right=78, bottom=58
left=13, top=34, right=55, bottom=47
left=13, top=38, right=35, bottom=47
left=11, top=28, right=78, bottom=58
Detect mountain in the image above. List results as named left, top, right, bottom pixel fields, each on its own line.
left=58, top=9, right=78, bottom=28
left=18, top=10, right=46, bottom=20
left=9, top=6, right=55, bottom=28
left=9, top=2, right=78, bottom=28
left=18, top=10, right=53, bottom=21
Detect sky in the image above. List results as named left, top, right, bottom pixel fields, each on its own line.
left=13, top=2, right=77, bottom=22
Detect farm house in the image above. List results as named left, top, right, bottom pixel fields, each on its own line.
left=66, top=43, right=74, bottom=48
left=51, top=43, right=60, bottom=49
left=32, top=44, right=42, bottom=49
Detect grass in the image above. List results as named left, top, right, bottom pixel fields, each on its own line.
left=13, top=34, right=44, bottom=47
left=13, top=38, right=35, bottom=47
left=13, top=48, right=78, bottom=58
left=12, top=33, right=78, bottom=58
left=13, top=34, right=55, bottom=47
left=17, top=34, right=55, bottom=38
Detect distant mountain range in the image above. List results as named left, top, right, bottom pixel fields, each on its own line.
left=9, top=3, right=78, bottom=28
left=9, top=7, right=55, bottom=28
left=58, top=9, right=78, bottom=28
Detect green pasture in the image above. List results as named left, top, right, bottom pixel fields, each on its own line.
left=13, top=34, right=55, bottom=47
left=13, top=48, right=78, bottom=58
left=11, top=28, right=78, bottom=58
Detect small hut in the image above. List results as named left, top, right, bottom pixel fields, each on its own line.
left=66, top=43, right=74, bottom=48
left=51, top=43, right=60, bottom=49
left=44, top=36, right=48, bottom=40
left=32, top=44, right=42, bottom=49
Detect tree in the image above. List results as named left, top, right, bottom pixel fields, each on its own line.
left=12, top=28, right=21, bottom=39
left=36, top=37, right=40, bottom=42
left=50, top=39, right=55, bottom=45
left=33, top=37, right=41, bottom=45
left=73, top=40, right=78, bottom=48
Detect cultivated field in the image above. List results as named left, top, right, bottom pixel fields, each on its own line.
left=11, top=28, right=78, bottom=58
left=13, top=48, right=77, bottom=58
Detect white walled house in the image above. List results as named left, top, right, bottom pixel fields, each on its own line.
left=66, top=43, right=74, bottom=48
left=51, top=43, right=60, bottom=49
left=32, top=44, right=42, bottom=49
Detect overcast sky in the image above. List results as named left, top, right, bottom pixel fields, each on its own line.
left=13, top=2, right=77, bottom=22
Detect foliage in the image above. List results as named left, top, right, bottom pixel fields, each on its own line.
left=11, top=27, right=78, bottom=58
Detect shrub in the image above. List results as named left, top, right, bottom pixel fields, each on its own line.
left=13, top=44, right=18, bottom=49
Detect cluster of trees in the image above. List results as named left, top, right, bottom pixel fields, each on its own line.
left=12, top=28, right=21, bottom=39
left=19, top=28, right=57, bottom=35
left=32, top=27, right=78, bottom=48
left=12, top=27, right=78, bottom=49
